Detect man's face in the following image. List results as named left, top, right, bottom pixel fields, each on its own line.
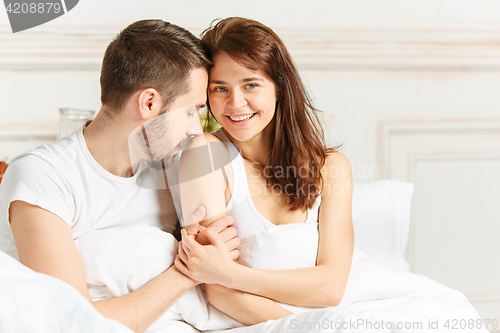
left=128, top=67, right=208, bottom=170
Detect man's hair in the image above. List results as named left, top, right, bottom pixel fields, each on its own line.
left=100, top=19, right=211, bottom=113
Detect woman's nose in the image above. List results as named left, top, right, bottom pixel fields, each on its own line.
left=227, top=90, right=247, bottom=109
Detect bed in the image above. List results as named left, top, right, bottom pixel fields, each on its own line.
left=0, top=180, right=487, bottom=332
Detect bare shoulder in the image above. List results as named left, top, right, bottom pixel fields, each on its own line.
left=187, top=132, right=222, bottom=149
left=200, top=132, right=231, bottom=157
left=180, top=132, right=229, bottom=173
left=320, top=151, right=352, bottom=201
left=202, top=132, right=223, bottom=143
left=322, top=150, right=352, bottom=179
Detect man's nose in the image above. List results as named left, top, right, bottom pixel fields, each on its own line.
left=227, top=90, right=247, bottom=110
left=186, top=112, right=203, bottom=136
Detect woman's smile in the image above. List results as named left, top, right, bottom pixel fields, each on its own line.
left=226, top=112, right=257, bottom=125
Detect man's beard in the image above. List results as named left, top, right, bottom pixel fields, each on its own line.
left=127, top=104, right=200, bottom=174
left=146, top=134, right=195, bottom=170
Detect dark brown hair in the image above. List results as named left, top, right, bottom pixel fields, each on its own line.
left=201, top=17, right=341, bottom=211
left=100, top=19, right=210, bottom=112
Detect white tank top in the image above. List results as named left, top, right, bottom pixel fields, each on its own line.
left=213, top=129, right=322, bottom=241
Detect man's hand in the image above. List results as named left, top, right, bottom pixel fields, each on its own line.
left=182, top=205, right=240, bottom=252
left=175, top=215, right=240, bottom=286
left=183, top=205, right=205, bottom=236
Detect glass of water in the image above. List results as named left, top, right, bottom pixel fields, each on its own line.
left=59, top=108, right=96, bottom=139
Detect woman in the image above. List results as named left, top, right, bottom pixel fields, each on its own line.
left=175, top=17, right=354, bottom=326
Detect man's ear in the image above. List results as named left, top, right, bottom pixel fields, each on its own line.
left=137, top=88, right=162, bottom=120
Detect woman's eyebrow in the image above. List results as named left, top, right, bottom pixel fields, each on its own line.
left=209, top=77, right=264, bottom=85
left=241, top=77, right=264, bottom=83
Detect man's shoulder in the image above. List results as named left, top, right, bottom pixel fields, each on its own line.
left=11, top=132, right=82, bottom=170
left=1, top=133, right=84, bottom=191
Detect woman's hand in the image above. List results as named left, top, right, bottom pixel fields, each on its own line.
left=175, top=224, right=239, bottom=286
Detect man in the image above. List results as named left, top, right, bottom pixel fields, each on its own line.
left=0, top=19, right=239, bottom=333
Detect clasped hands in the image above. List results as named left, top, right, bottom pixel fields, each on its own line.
left=175, top=206, right=240, bottom=286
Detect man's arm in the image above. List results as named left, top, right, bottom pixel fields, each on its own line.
left=10, top=201, right=197, bottom=333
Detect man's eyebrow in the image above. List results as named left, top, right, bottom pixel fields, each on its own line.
left=209, top=80, right=227, bottom=85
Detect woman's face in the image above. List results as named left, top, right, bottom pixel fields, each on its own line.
left=208, top=52, right=277, bottom=143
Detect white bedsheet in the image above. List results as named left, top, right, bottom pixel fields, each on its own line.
left=0, top=249, right=132, bottom=333
left=73, top=225, right=486, bottom=333
left=75, top=225, right=243, bottom=331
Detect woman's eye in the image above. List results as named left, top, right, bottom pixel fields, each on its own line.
left=215, top=87, right=227, bottom=92
left=188, top=112, right=195, bottom=117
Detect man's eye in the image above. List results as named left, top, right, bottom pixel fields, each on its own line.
left=215, top=87, right=227, bottom=92
left=246, top=83, right=257, bottom=89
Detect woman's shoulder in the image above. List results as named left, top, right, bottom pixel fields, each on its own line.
left=325, top=150, right=350, bottom=167
left=208, top=128, right=229, bottom=143
left=203, top=131, right=224, bottom=143
left=321, top=150, right=352, bottom=182
left=206, top=129, right=240, bottom=154
left=186, top=131, right=235, bottom=165
left=187, top=132, right=223, bottom=149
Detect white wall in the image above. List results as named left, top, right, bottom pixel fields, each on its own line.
left=1, top=0, right=499, bottom=327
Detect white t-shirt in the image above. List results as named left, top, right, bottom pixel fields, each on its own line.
left=0, top=128, right=178, bottom=260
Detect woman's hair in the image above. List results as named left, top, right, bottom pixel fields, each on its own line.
left=201, top=17, right=341, bottom=211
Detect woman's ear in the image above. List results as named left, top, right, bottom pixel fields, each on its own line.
left=137, top=88, right=162, bottom=120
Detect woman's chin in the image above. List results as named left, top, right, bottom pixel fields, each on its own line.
left=223, top=128, right=254, bottom=143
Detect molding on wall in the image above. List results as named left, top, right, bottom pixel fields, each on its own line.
left=379, top=120, right=500, bottom=320
left=406, top=152, right=500, bottom=309
left=0, top=27, right=112, bottom=71
left=0, top=121, right=59, bottom=162
left=378, top=119, right=500, bottom=179
left=406, top=151, right=500, bottom=265
left=0, top=121, right=58, bottom=140
left=2, top=26, right=500, bottom=70
left=282, top=28, right=500, bottom=71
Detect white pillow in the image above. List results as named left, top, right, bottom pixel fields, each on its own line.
left=352, top=179, right=413, bottom=271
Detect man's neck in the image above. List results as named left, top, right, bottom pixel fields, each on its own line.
left=83, top=107, right=135, bottom=178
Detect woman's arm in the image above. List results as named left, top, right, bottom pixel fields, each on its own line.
left=177, top=133, right=232, bottom=229
left=177, top=132, right=293, bottom=322
left=178, top=151, right=354, bottom=307
left=176, top=227, right=293, bottom=324
left=205, top=284, right=292, bottom=325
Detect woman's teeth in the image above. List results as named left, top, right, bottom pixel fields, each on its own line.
left=228, top=114, right=255, bottom=121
